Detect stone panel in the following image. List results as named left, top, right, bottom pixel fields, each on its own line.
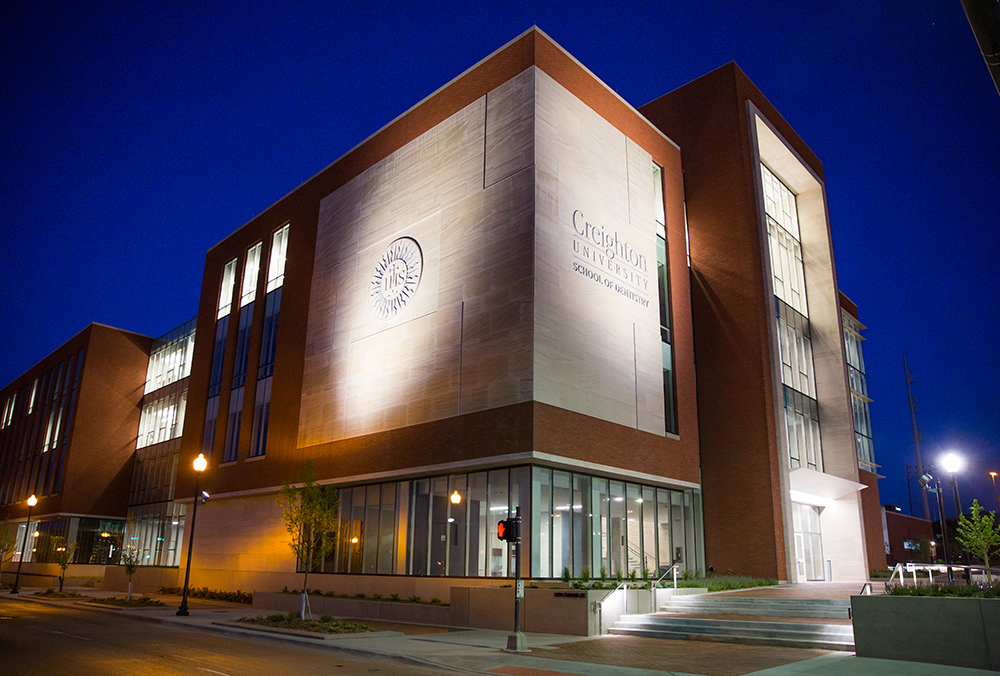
left=533, top=69, right=666, bottom=434
left=300, top=71, right=535, bottom=447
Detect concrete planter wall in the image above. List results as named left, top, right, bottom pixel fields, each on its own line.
left=0, top=562, right=107, bottom=588
left=851, top=595, right=1000, bottom=671
left=255, top=585, right=708, bottom=636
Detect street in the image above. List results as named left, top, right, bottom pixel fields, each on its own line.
left=0, top=597, right=449, bottom=675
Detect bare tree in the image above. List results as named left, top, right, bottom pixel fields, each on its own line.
left=115, top=515, right=142, bottom=600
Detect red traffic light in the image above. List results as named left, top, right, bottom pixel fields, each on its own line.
left=497, top=517, right=519, bottom=542
left=497, top=519, right=508, bottom=541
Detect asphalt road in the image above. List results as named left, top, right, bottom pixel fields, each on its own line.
left=0, top=597, right=450, bottom=675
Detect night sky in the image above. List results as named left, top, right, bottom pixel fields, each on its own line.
left=3, top=2, right=998, bottom=519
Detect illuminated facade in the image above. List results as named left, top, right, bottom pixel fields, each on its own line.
left=3, top=28, right=887, bottom=590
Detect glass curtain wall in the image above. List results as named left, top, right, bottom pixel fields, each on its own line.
left=843, top=316, right=876, bottom=471
left=316, top=465, right=701, bottom=580
left=762, top=163, right=823, bottom=472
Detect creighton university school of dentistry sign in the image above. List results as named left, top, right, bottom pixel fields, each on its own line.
left=369, top=236, right=423, bottom=320
left=570, top=210, right=651, bottom=308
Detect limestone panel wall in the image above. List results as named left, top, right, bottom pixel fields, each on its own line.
left=533, top=69, right=666, bottom=435
left=299, top=69, right=536, bottom=447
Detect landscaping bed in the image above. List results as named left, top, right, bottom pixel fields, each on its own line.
left=238, top=612, right=369, bottom=635
left=88, top=596, right=165, bottom=607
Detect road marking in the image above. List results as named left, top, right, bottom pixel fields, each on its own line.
left=198, top=669, right=233, bottom=676
left=42, top=629, right=92, bottom=641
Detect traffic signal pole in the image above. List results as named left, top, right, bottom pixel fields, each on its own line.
left=504, top=506, right=528, bottom=653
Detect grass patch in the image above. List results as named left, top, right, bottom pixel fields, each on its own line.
left=158, top=586, right=253, bottom=604
left=238, top=612, right=370, bottom=634
left=677, top=575, right=779, bottom=592
left=34, top=589, right=87, bottom=598
left=885, top=583, right=1000, bottom=598
left=90, top=595, right=165, bottom=607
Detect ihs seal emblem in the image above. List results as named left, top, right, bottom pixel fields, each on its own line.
left=369, top=237, right=423, bottom=320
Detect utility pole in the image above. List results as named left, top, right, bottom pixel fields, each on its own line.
left=905, top=356, right=931, bottom=521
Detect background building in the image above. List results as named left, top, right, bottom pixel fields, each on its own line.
left=0, top=323, right=149, bottom=579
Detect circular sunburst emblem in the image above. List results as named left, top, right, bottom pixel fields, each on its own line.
left=369, top=236, right=423, bottom=320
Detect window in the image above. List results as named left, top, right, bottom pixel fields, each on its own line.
left=222, top=387, right=244, bottom=463
left=762, top=164, right=808, bottom=316
left=265, top=224, right=289, bottom=293
left=217, top=258, right=238, bottom=320
left=654, top=162, right=678, bottom=434
left=240, top=242, right=262, bottom=308
left=248, top=377, right=271, bottom=458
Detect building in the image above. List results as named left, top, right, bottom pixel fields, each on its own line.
left=0, top=324, right=150, bottom=575
left=2, top=27, right=886, bottom=593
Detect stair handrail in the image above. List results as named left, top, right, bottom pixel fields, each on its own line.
left=886, top=562, right=905, bottom=586
left=594, top=580, right=630, bottom=635
left=859, top=582, right=873, bottom=596
left=653, top=564, right=679, bottom=590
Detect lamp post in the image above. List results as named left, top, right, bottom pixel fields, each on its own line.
left=919, top=474, right=953, bottom=582
left=990, top=471, right=998, bottom=513
left=10, top=495, right=38, bottom=594
left=177, top=453, right=208, bottom=616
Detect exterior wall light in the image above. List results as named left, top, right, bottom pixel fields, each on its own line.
left=450, top=490, right=462, bottom=505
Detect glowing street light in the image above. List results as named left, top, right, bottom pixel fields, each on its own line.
left=941, top=452, right=964, bottom=518
left=11, top=495, right=38, bottom=594
left=177, top=454, right=208, bottom=616
left=450, top=490, right=462, bottom=505
left=990, top=471, right=999, bottom=512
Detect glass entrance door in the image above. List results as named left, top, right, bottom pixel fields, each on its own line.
left=792, top=502, right=825, bottom=581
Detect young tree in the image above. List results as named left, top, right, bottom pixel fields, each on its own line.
left=50, top=535, right=78, bottom=592
left=955, top=499, right=1000, bottom=581
left=277, top=460, right=339, bottom=620
left=116, top=516, right=142, bottom=600
left=0, top=517, right=16, bottom=566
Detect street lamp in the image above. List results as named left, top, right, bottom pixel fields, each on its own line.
left=990, top=471, right=998, bottom=512
left=918, top=474, right=953, bottom=583
left=10, top=495, right=37, bottom=594
left=941, top=452, right=964, bottom=519
left=177, top=453, right=208, bottom=616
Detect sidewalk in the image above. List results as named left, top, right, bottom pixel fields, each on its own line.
left=4, top=585, right=995, bottom=676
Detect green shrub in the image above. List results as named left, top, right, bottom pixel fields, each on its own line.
left=430, top=597, right=442, bottom=604
left=886, top=583, right=1000, bottom=598
left=324, top=590, right=336, bottom=597
left=354, top=593, right=366, bottom=599
left=372, top=593, right=382, bottom=601
left=287, top=610, right=300, bottom=620
left=600, top=566, right=607, bottom=582
left=675, top=575, right=778, bottom=592
left=561, top=567, right=571, bottom=583
left=319, top=614, right=333, bottom=622
left=581, top=569, right=591, bottom=583
left=389, top=593, right=400, bottom=602
left=157, top=586, right=252, bottom=604
left=408, top=595, right=420, bottom=603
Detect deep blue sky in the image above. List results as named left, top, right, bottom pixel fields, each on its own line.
left=3, top=2, right=998, bottom=518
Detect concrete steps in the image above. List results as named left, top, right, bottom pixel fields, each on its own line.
left=609, top=613, right=855, bottom=651
left=660, top=594, right=852, bottom=619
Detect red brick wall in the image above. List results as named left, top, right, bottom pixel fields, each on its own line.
left=858, top=469, right=887, bottom=571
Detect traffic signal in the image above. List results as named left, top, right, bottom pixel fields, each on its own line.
left=497, top=517, right=520, bottom=542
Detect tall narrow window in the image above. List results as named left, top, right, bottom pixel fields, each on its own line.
left=654, top=163, right=678, bottom=434
left=222, top=387, right=243, bottom=463
left=762, top=164, right=822, bottom=471
left=248, top=376, right=271, bottom=458
left=248, top=225, right=288, bottom=458
left=232, top=243, right=261, bottom=389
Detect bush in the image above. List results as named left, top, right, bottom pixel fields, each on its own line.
left=158, top=586, right=253, bottom=605
left=372, top=593, right=382, bottom=601
left=389, top=593, right=400, bottom=602
left=354, top=593, right=366, bottom=599
left=408, top=595, right=420, bottom=603
left=238, top=614, right=369, bottom=634
left=581, top=569, right=590, bottom=583
left=91, top=596, right=164, bottom=607
left=561, top=567, right=571, bottom=583
left=886, top=583, right=1000, bottom=598
left=675, top=575, right=778, bottom=592
left=430, top=597, right=442, bottom=605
